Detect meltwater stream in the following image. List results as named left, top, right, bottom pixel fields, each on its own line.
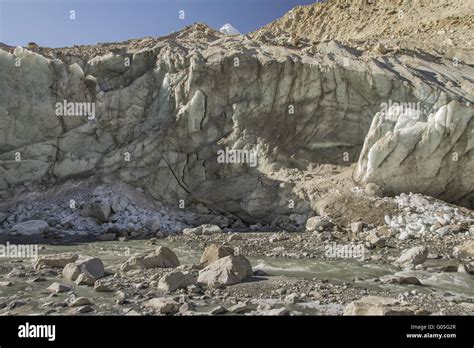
left=1, top=239, right=473, bottom=314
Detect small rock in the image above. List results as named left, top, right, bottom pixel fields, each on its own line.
left=182, top=224, right=222, bottom=235
left=228, top=302, right=254, bottom=313
left=47, top=282, right=71, bottom=293
left=209, top=305, right=227, bottom=315
left=146, top=216, right=161, bottom=232
left=284, top=293, right=300, bottom=304
left=94, top=279, right=113, bottom=292
left=75, top=272, right=95, bottom=286
left=365, top=231, right=386, bottom=247
left=395, top=246, right=428, bottom=267
left=306, top=216, right=333, bottom=232
left=436, top=225, right=463, bottom=236
left=179, top=302, right=196, bottom=314
left=350, top=221, right=365, bottom=234
left=364, top=183, right=383, bottom=197
left=145, top=298, right=180, bottom=314
left=453, top=240, right=474, bottom=258
left=76, top=305, right=94, bottom=314
left=374, top=43, right=390, bottom=54
left=253, top=270, right=268, bottom=276
left=82, top=200, right=111, bottom=223
left=382, top=275, right=423, bottom=286
left=70, top=297, right=92, bottom=307
left=158, top=271, right=196, bottom=292
left=96, top=233, right=116, bottom=241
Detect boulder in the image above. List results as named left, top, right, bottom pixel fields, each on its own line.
left=34, top=253, right=78, bottom=270
left=182, top=224, right=222, bottom=235
left=381, top=275, right=423, bottom=286
left=228, top=302, right=255, bottom=313
left=395, top=246, right=428, bottom=267
left=306, top=216, right=333, bottom=232
left=94, top=279, right=113, bottom=292
left=365, top=230, right=386, bottom=247
left=344, top=296, right=428, bottom=315
left=453, top=240, right=474, bottom=258
left=96, top=233, right=116, bottom=241
left=200, top=244, right=234, bottom=266
left=145, top=298, right=180, bottom=314
left=63, top=263, right=81, bottom=281
left=146, top=216, right=161, bottom=232
left=255, top=307, right=288, bottom=316
left=158, top=271, right=196, bottom=292
left=120, top=246, right=180, bottom=272
left=82, top=201, right=111, bottom=223
left=63, top=257, right=105, bottom=282
left=78, top=257, right=105, bottom=279
left=70, top=297, right=92, bottom=307
left=75, top=272, right=96, bottom=286
left=179, top=302, right=196, bottom=314
left=364, top=183, right=384, bottom=197
left=350, top=221, right=365, bottom=234
left=197, top=254, right=253, bottom=287
left=209, top=306, right=227, bottom=315
left=47, top=282, right=71, bottom=293
left=10, top=220, right=48, bottom=236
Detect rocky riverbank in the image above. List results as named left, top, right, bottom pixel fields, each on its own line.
left=0, top=173, right=472, bottom=316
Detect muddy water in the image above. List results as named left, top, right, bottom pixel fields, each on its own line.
left=1, top=239, right=473, bottom=315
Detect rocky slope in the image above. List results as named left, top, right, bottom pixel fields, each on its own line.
left=252, top=0, right=474, bottom=51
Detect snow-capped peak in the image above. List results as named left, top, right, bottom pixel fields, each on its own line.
left=220, top=23, right=241, bottom=36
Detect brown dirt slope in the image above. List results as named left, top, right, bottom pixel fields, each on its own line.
left=252, top=0, right=474, bottom=50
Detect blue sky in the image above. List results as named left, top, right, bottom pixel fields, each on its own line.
left=0, top=0, right=319, bottom=47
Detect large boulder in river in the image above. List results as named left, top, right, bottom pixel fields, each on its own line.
left=197, top=254, right=253, bottom=287
left=63, top=257, right=105, bottom=281
left=158, top=271, right=196, bottom=292
left=120, top=246, right=179, bottom=272
left=34, top=253, right=79, bottom=270
left=354, top=101, right=473, bottom=208
left=10, top=220, right=49, bottom=236
left=79, top=257, right=105, bottom=279
left=200, top=244, right=234, bottom=266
